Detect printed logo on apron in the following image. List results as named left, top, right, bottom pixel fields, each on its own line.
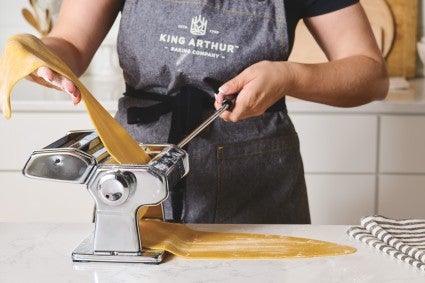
left=118, top=0, right=289, bottom=95
left=159, top=14, right=240, bottom=60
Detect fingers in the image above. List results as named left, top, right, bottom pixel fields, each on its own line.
left=214, top=68, right=256, bottom=122
left=36, top=66, right=54, bottom=82
left=214, top=61, right=287, bottom=123
left=35, top=67, right=81, bottom=105
left=214, top=94, right=247, bottom=122
left=217, top=68, right=252, bottom=97
left=62, top=78, right=82, bottom=105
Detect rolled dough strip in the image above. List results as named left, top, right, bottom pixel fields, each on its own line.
left=0, top=33, right=150, bottom=165
left=0, top=33, right=356, bottom=259
left=140, top=219, right=356, bottom=259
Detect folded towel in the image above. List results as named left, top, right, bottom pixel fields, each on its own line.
left=347, top=215, right=425, bottom=271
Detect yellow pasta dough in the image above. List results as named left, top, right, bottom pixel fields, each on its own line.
left=140, top=219, right=355, bottom=259
left=0, top=33, right=151, bottom=165
left=0, top=33, right=356, bottom=259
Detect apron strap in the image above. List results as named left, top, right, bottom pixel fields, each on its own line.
left=125, top=85, right=214, bottom=144
left=127, top=101, right=172, bottom=124
left=124, top=84, right=287, bottom=144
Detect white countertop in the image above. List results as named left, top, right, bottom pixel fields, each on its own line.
left=0, top=223, right=423, bottom=283
left=8, top=76, right=425, bottom=115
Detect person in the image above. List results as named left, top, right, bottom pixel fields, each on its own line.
left=30, top=0, right=388, bottom=224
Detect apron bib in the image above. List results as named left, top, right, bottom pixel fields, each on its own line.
left=116, top=0, right=310, bottom=223
left=118, top=0, right=289, bottom=94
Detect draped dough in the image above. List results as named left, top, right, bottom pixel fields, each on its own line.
left=0, top=33, right=356, bottom=259
left=0, top=33, right=151, bottom=165
left=140, top=219, right=356, bottom=259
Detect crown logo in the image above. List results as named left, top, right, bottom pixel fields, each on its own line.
left=190, top=15, right=208, bottom=36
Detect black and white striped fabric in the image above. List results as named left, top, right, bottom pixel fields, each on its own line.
left=347, top=215, right=425, bottom=271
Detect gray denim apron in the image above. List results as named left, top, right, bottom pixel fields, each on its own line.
left=116, top=0, right=310, bottom=224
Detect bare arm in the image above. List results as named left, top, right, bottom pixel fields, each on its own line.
left=216, top=3, right=389, bottom=121
left=44, top=0, right=122, bottom=75
left=33, top=0, right=122, bottom=103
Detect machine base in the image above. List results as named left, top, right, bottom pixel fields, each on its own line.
left=72, top=233, right=165, bottom=264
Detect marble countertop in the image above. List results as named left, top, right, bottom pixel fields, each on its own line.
left=0, top=223, right=424, bottom=283
left=8, top=76, right=425, bottom=115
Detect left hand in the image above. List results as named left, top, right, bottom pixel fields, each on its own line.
left=214, top=60, right=293, bottom=122
left=29, top=67, right=82, bottom=105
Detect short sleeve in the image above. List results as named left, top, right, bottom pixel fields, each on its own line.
left=302, top=0, right=359, bottom=18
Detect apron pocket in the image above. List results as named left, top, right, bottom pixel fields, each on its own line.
left=216, top=133, right=309, bottom=224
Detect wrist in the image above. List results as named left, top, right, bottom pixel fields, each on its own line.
left=274, top=61, right=299, bottom=97
left=41, top=36, right=86, bottom=76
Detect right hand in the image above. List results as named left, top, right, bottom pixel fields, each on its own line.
left=30, top=66, right=81, bottom=105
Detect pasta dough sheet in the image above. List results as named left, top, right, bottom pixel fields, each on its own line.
left=0, top=33, right=356, bottom=260
left=140, top=219, right=356, bottom=259
left=0, top=33, right=151, bottom=165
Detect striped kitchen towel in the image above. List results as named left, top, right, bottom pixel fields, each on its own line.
left=347, top=215, right=425, bottom=271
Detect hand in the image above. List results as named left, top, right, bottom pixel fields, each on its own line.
left=214, top=60, right=293, bottom=122
left=29, top=66, right=81, bottom=105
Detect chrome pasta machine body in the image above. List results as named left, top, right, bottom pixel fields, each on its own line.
left=23, top=130, right=189, bottom=263
left=21, top=99, right=232, bottom=264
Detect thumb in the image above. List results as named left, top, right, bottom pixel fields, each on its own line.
left=218, top=70, right=252, bottom=95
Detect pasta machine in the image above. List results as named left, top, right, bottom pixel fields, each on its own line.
left=21, top=99, right=233, bottom=264
left=22, top=130, right=189, bottom=263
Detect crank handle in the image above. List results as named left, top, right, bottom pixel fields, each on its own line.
left=177, top=98, right=234, bottom=148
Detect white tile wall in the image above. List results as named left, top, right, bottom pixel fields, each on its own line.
left=306, top=174, right=376, bottom=225
left=291, top=114, right=378, bottom=173
left=378, top=175, right=425, bottom=219
left=0, top=172, right=94, bottom=223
